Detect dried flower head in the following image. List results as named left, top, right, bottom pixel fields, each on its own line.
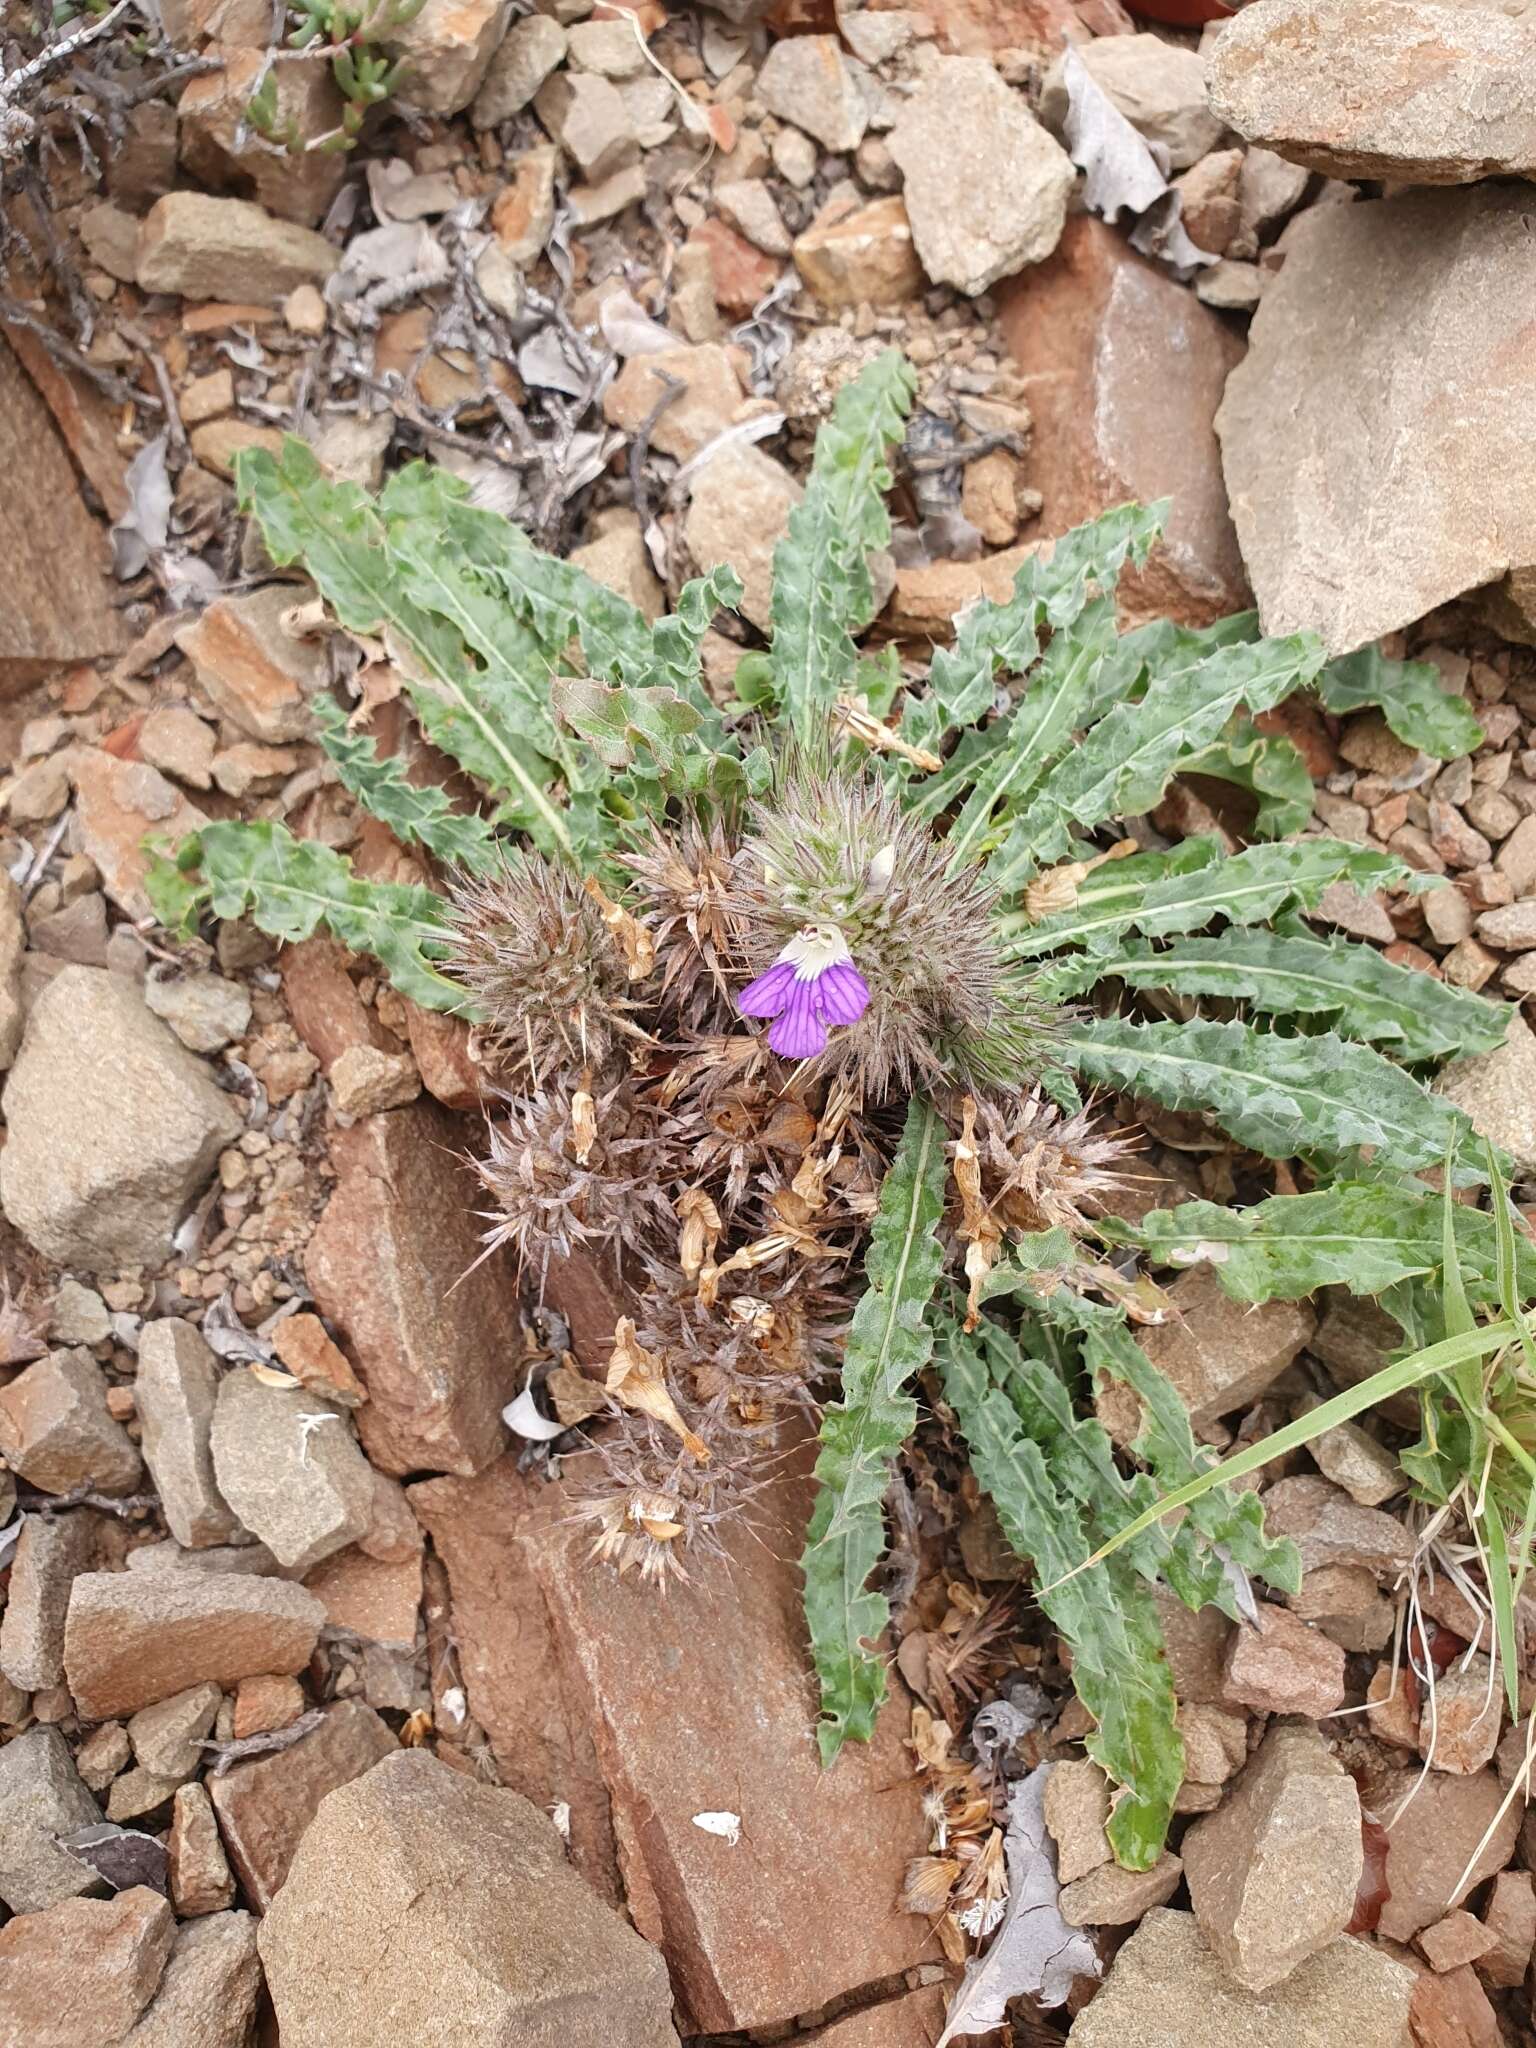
left=969, top=1089, right=1134, bottom=1237
left=619, top=810, right=742, bottom=1031
left=471, top=1080, right=675, bottom=1284
left=727, top=773, right=1052, bottom=1097
left=631, top=1265, right=847, bottom=1423
left=566, top=1415, right=779, bottom=1586
left=440, top=850, right=641, bottom=1081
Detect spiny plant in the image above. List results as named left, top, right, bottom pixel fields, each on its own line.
left=150, top=352, right=1509, bottom=1874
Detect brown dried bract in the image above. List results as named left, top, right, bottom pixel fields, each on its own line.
left=606, top=1316, right=710, bottom=1461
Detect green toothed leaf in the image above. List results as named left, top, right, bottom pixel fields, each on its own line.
left=311, top=694, right=499, bottom=873
left=997, top=837, right=1413, bottom=960
left=918, top=500, right=1167, bottom=738
left=235, top=439, right=575, bottom=856
left=989, top=632, right=1328, bottom=888
left=1317, top=646, right=1484, bottom=758
left=1103, top=1182, right=1536, bottom=1308
left=1050, top=926, right=1508, bottom=1062
left=981, top=1277, right=1300, bottom=1605
left=151, top=820, right=461, bottom=1012
left=939, top=1318, right=1183, bottom=1869
left=942, top=588, right=1127, bottom=869
left=649, top=564, right=745, bottom=703
left=772, top=349, right=916, bottom=751
left=1176, top=714, right=1314, bottom=839
left=1063, top=1016, right=1479, bottom=1172
left=803, top=1096, right=948, bottom=1764
left=550, top=676, right=704, bottom=770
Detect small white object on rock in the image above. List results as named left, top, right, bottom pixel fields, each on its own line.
left=210, top=1373, right=375, bottom=1575
left=692, top=1811, right=742, bottom=1846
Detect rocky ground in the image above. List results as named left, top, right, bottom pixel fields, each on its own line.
left=5, top=0, right=1536, bottom=2043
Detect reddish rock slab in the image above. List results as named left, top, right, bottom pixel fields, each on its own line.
left=302, top=1544, right=421, bottom=1646
left=1221, top=1602, right=1346, bottom=1718
left=0, top=1887, right=173, bottom=2048
left=4, top=322, right=130, bottom=522
left=541, top=1248, right=627, bottom=1369
left=416, top=1449, right=932, bottom=2032
left=305, top=1100, right=522, bottom=1476
left=408, top=1459, right=622, bottom=1906
left=1409, top=1961, right=1503, bottom=2048
left=923, top=0, right=1098, bottom=54
left=687, top=217, right=783, bottom=317
left=64, top=1570, right=324, bottom=1721
left=1369, top=1766, right=1521, bottom=1943
left=529, top=1448, right=933, bottom=2035
left=207, top=1700, right=396, bottom=1912
left=401, top=999, right=495, bottom=1112
left=1477, top=1869, right=1535, bottom=1988
left=812, top=1985, right=951, bottom=2045
left=998, top=214, right=1249, bottom=628
left=65, top=750, right=210, bottom=924
left=0, top=339, right=126, bottom=693
left=278, top=936, right=390, bottom=1072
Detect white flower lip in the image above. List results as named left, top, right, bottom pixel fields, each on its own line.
left=780, top=923, right=853, bottom=980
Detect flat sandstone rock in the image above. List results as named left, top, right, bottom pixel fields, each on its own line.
left=1208, top=0, right=1536, bottom=185
left=1216, top=185, right=1536, bottom=654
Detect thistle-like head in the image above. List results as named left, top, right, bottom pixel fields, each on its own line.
left=440, top=850, right=638, bottom=1083
left=727, top=772, right=1052, bottom=1097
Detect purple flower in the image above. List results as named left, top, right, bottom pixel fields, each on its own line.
left=737, top=925, right=871, bottom=1060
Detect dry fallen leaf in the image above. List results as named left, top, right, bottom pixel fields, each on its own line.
left=1023, top=837, right=1138, bottom=922
left=834, top=696, right=944, bottom=772
left=936, top=1766, right=1101, bottom=2043
left=606, top=1318, right=710, bottom=1460
left=1053, top=44, right=1212, bottom=279
left=248, top=1359, right=304, bottom=1391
